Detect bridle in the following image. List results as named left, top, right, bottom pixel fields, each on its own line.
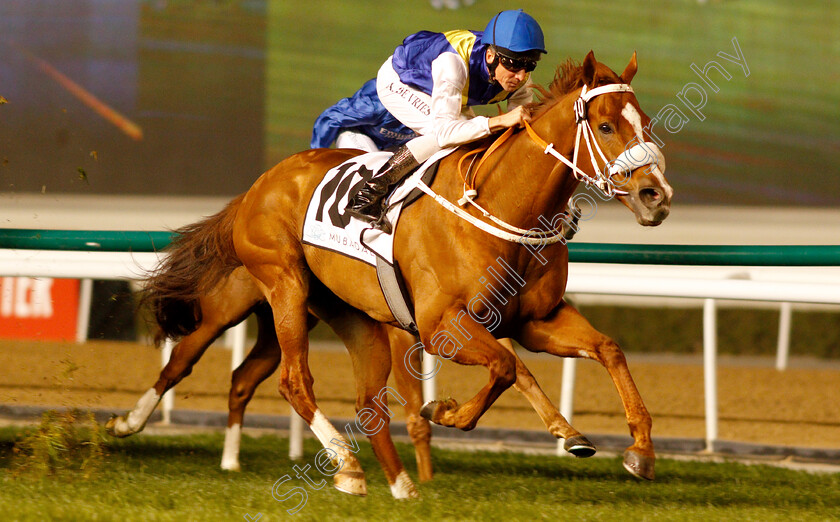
left=414, top=82, right=665, bottom=245
left=523, top=83, right=664, bottom=199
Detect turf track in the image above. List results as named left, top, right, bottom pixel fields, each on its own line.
left=2, top=428, right=840, bottom=521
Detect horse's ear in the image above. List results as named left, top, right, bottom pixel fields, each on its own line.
left=582, top=50, right=597, bottom=86
left=621, top=51, right=638, bottom=84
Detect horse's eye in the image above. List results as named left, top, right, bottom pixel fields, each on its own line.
left=598, top=123, right=613, bottom=134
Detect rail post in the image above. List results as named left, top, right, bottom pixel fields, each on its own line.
left=703, top=298, right=718, bottom=451
left=776, top=302, right=793, bottom=371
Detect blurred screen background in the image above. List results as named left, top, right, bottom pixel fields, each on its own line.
left=0, top=0, right=837, bottom=205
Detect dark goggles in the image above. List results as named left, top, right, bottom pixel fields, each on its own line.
left=497, top=53, right=538, bottom=73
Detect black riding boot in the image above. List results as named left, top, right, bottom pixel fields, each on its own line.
left=345, top=145, right=419, bottom=233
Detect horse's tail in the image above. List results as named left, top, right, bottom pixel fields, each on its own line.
left=141, top=194, right=246, bottom=346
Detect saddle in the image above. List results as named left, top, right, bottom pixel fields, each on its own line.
left=302, top=149, right=449, bottom=332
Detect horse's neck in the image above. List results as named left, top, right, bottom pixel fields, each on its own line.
left=472, top=99, right=582, bottom=231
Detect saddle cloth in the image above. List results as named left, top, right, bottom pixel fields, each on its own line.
left=301, top=148, right=451, bottom=267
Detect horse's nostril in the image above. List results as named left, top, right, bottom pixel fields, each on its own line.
left=639, top=188, right=662, bottom=206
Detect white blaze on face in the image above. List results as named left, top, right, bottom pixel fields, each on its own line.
left=621, top=102, right=646, bottom=141
left=621, top=103, right=673, bottom=199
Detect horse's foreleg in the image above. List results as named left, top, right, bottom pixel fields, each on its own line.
left=418, top=308, right=517, bottom=431
left=222, top=304, right=283, bottom=471
left=388, top=326, right=433, bottom=482
left=497, top=338, right=595, bottom=457
left=519, top=300, right=655, bottom=480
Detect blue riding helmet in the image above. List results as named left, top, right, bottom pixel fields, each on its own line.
left=481, top=9, right=547, bottom=55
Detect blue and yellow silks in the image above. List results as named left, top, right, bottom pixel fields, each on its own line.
left=391, top=30, right=513, bottom=108
left=310, top=78, right=416, bottom=150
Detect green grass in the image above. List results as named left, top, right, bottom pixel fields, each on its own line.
left=2, top=427, right=839, bottom=521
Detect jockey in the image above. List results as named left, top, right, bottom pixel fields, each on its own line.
left=345, top=9, right=547, bottom=232
left=311, top=78, right=417, bottom=153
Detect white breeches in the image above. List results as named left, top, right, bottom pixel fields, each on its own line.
left=335, top=130, right=379, bottom=153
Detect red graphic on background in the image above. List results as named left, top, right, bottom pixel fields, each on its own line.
left=0, top=277, right=80, bottom=341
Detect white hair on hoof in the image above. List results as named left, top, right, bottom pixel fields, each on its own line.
left=220, top=424, right=242, bottom=471
left=310, top=409, right=368, bottom=496
left=390, top=470, right=419, bottom=499
left=106, top=388, right=160, bottom=437
left=334, top=469, right=368, bottom=496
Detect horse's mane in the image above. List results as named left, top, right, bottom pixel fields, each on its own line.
left=456, top=57, right=619, bottom=154
left=527, top=58, right=619, bottom=120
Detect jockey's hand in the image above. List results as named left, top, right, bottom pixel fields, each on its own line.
left=488, top=106, right=531, bottom=132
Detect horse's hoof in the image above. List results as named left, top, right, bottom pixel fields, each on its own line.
left=419, top=400, right=438, bottom=421
left=623, top=449, right=655, bottom=481
left=564, top=435, right=596, bottom=458
left=104, top=415, right=118, bottom=434
left=390, top=470, right=420, bottom=499
left=220, top=460, right=241, bottom=472
left=420, top=398, right=459, bottom=426
left=333, top=470, right=367, bottom=496
left=105, top=415, right=131, bottom=438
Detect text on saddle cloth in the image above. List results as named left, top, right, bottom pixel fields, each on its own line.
left=301, top=148, right=452, bottom=267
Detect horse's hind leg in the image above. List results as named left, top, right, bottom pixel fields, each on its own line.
left=106, top=324, right=217, bottom=437
left=221, top=303, right=303, bottom=471
left=243, top=265, right=368, bottom=497
left=519, top=300, right=655, bottom=480
left=387, top=326, right=433, bottom=482
left=311, top=296, right=418, bottom=499
left=497, top=338, right=595, bottom=458
left=222, top=309, right=323, bottom=471
left=107, top=268, right=261, bottom=437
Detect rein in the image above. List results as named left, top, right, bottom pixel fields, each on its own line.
left=417, top=82, right=660, bottom=245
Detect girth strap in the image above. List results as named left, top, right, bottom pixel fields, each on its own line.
left=375, top=257, right=418, bottom=333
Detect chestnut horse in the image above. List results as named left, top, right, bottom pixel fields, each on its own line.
left=106, top=221, right=568, bottom=493
left=232, top=50, right=670, bottom=493
left=116, top=51, right=671, bottom=497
